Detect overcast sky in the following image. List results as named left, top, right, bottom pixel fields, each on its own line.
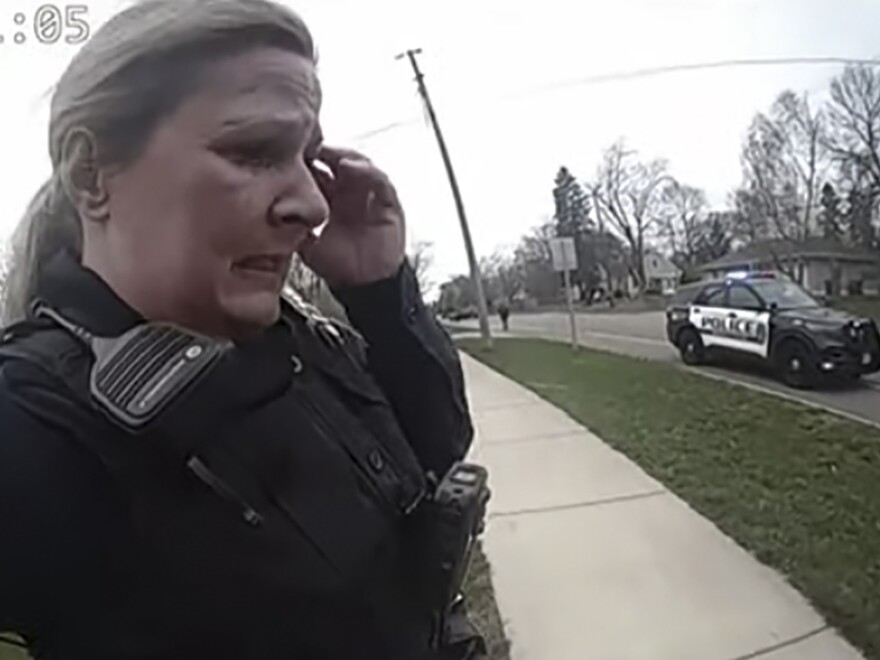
left=2, top=0, right=879, bottom=293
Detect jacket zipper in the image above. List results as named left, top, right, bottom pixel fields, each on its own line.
left=213, top=441, right=345, bottom=578
left=186, top=455, right=264, bottom=527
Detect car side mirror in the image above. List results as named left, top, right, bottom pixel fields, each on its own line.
left=768, top=302, right=778, bottom=313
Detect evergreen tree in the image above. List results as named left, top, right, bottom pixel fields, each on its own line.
left=819, top=182, right=842, bottom=240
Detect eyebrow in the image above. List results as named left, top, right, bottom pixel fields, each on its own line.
left=218, top=116, right=308, bottom=132
left=215, top=116, right=320, bottom=145
left=212, top=116, right=323, bottom=157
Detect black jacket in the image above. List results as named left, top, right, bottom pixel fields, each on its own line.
left=0, top=253, right=473, bottom=660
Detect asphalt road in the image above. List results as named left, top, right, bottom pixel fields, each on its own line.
left=457, top=311, right=880, bottom=428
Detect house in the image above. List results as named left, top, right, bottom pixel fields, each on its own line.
left=642, top=251, right=682, bottom=295
left=698, top=238, right=880, bottom=296
left=596, top=251, right=682, bottom=298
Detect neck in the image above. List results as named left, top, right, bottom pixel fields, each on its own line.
left=81, top=239, right=219, bottom=338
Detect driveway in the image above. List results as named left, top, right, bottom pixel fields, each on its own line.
left=457, top=311, right=880, bottom=427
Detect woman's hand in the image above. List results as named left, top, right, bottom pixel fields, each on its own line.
left=300, top=146, right=406, bottom=288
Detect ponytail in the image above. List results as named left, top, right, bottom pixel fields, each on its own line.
left=1, top=175, right=81, bottom=325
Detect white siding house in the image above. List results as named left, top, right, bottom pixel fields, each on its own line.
left=641, top=252, right=682, bottom=295
left=698, top=239, right=880, bottom=296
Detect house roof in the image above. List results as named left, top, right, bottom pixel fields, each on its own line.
left=644, top=251, right=681, bottom=277
left=698, top=238, right=879, bottom=271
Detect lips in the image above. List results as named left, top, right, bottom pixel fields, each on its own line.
left=232, top=254, right=289, bottom=284
left=235, top=255, right=285, bottom=273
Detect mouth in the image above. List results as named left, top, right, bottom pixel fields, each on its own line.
left=231, top=254, right=290, bottom=284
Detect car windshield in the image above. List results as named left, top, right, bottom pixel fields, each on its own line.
left=750, top=280, right=820, bottom=310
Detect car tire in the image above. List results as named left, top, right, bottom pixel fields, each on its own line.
left=678, top=328, right=705, bottom=366
left=775, top=340, right=818, bottom=389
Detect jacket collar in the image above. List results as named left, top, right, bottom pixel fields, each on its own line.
left=35, top=251, right=300, bottom=416
left=36, top=251, right=145, bottom=337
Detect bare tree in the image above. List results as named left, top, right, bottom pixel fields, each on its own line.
left=480, top=251, right=524, bottom=305
left=827, top=65, right=880, bottom=193
left=824, top=65, right=880, bottom=249
left=513, top=221, right=560, bottom=304
left=692, top=212, right=734, bottom=266
left=775, top=91, right=828, bottom=237
left=735, top=91, right=828, bottom=244
left=408, top=240, right=435, bottom=294
left=657, top=183, right=708, bottom=267
left=589, top=140, right=673, bottom=289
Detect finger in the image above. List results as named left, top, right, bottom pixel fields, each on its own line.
left=337, top=158, right=400, bottom=207
left=370, top=184, right=401, bottom=214
left=310, top=162, right=337, bottom=202
left=318, top=145, right=371, bottom=170
left=296, top=229, right=320, bottom=259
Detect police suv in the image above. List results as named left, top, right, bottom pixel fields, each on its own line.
left=666, top=271, right=880, bottom=388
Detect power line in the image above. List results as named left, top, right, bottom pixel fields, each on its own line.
left=345, top=56, right=880, bottom=143
left=348, top=118, right=418, bottom=142
left=504, top=56, right=880, bottom=99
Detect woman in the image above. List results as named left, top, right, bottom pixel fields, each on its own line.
left=0, top=1, right=483, bottom=658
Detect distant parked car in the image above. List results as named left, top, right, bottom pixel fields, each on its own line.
left=447, top=307, right=478, bottom=321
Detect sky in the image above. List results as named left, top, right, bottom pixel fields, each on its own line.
left=2, top=0, right=880, bottom=295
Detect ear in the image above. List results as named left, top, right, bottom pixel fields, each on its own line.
left=59, top=128, right=111, bottom=224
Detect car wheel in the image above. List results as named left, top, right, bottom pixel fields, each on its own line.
left=775, top=340, right=818, bottom=389
left=678, top=328, right=705, bottom=366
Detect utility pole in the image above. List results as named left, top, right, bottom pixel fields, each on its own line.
left=397, top=48, right=492, bottom=349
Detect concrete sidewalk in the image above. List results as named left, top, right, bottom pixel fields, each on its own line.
left=462, top=354, right=865, bottom=660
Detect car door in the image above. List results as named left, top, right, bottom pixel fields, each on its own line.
left=689, top=284, right=727, bottom=351
left=723, top=283, right=771, bottom=358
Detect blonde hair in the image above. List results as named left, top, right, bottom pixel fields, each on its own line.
left=2, top=0, right=316, bottom=324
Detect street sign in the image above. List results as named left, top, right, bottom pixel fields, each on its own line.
left=549, top=237, right=578, bottom=272
left=548, top=237, right=579, bottom=351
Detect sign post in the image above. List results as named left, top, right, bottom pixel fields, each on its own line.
left=549, top=237, right=579, bottom=351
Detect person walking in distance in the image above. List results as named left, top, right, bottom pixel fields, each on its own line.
left=498, top=300, right=511, bottom=332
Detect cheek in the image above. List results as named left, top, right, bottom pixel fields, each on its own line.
left=107, top=140, right=274, bottom=272
left=180, top=160, right=273, bottom=253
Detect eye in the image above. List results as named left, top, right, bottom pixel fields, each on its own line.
left=218, top=142, right=287, bottom=170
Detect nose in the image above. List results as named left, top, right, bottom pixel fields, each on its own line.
left=268, top=161, right=329, bottom=229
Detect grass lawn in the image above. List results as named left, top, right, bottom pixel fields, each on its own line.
left=517, top=296, right=671, bottom=316
left=833, top=296, right=880, bottom=325
left=442, top=322, right=475, bottom=336
left=459, top=337, right=880, bottom=660
left=464, top=544, right=512, bottom=660
left=0, top=638, right=26, bottom=660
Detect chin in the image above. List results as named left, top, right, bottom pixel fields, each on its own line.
left=224, top=293, right=282, bottom=333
